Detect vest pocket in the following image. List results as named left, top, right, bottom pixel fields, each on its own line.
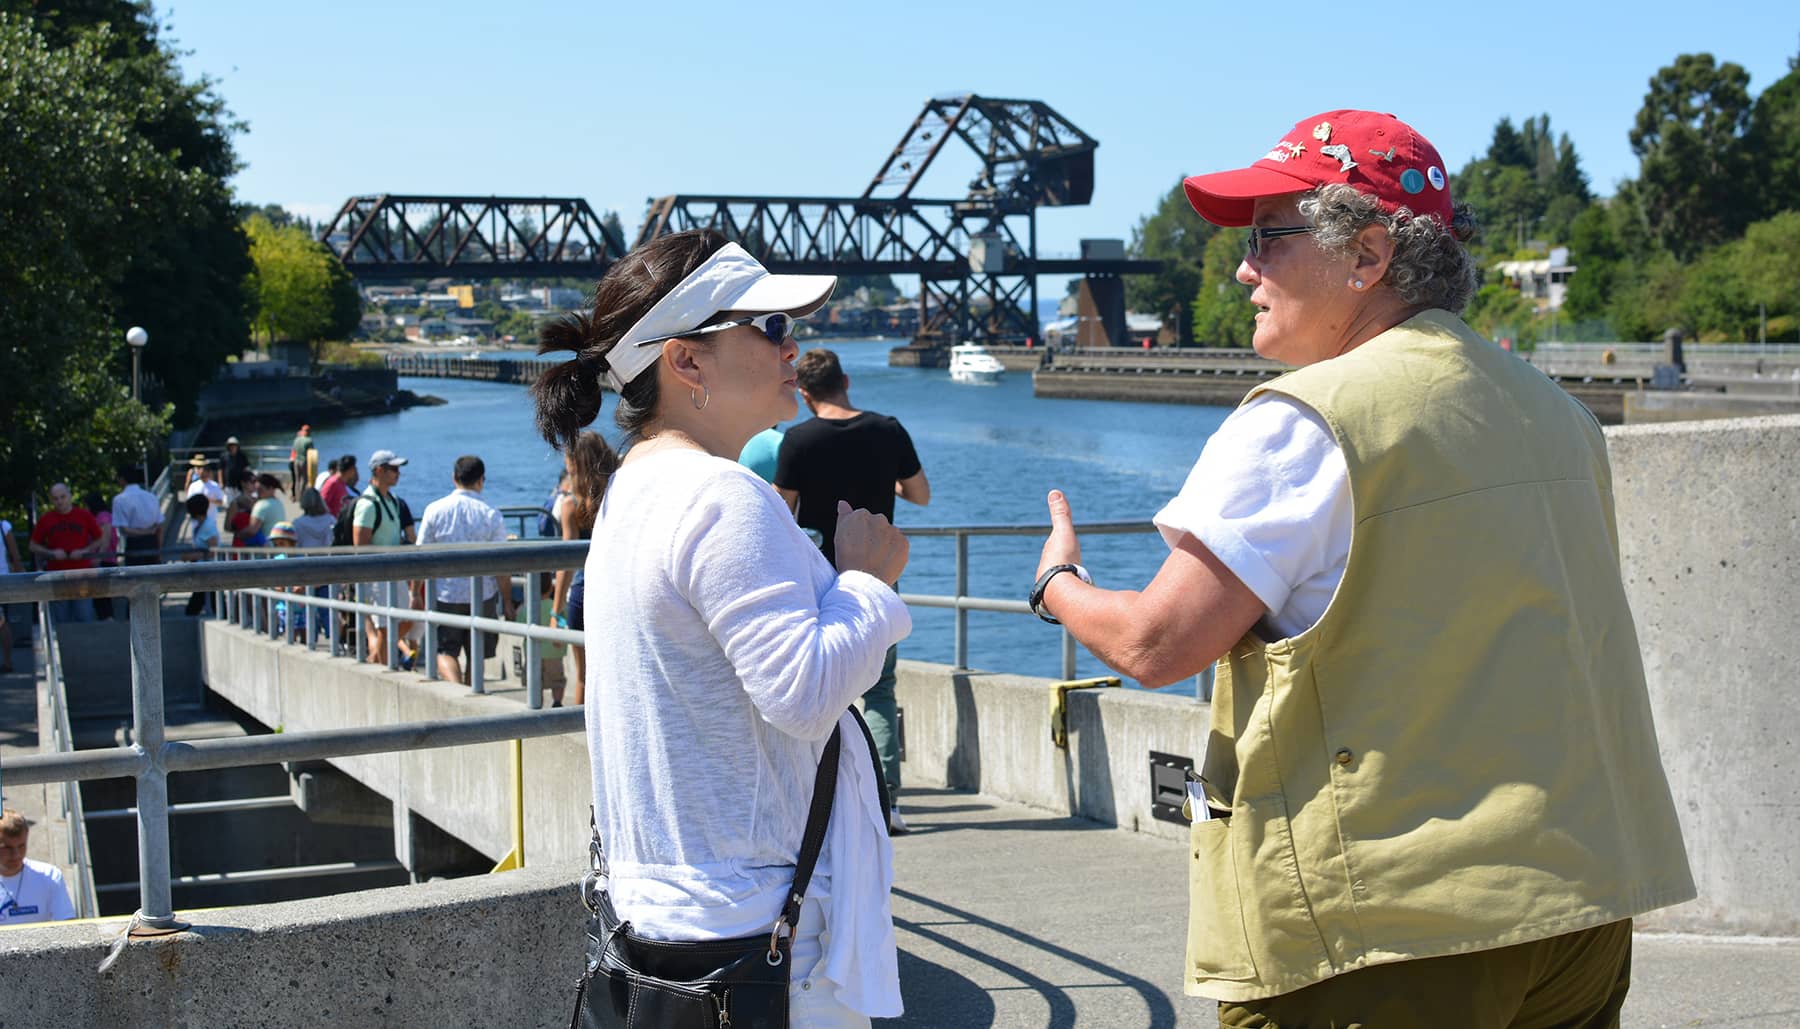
left=1187, top=818, right=1259, bottom=983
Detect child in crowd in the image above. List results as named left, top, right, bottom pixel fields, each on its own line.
left=180, top=494, right=221, bottom=616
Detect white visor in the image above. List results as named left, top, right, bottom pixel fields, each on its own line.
left=605, top=243, right=836, bottom=390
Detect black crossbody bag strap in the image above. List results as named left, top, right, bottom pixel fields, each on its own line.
left=845, top=706, right=891, bottom=830
left=776, top=724, right=841, bottom=935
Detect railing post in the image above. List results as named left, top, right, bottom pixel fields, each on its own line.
left=384, top=580, right=400, bottom=670
left=423, top=583, right=439, bottom=681
left=354, top=583, right=369, bottom=664
left=1061, top=626, right=1076, bottom=681
left=328, top=580, right=341, bottom=656
left=128, top=584, right=180, bottom=930
left=468, top=575, right=486, bottom=695
left=524, top=571, right=542, bottom=710
left=953, top=532, right=969, bottom=670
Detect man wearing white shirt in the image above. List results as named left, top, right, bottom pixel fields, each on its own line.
left=413, top=455, right=515, bottom=683
left=111, top=465, right=163, bottom=568
left=0, top=809, right=75, bottom=925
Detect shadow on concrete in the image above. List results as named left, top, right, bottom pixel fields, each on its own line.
left=1064, top=688, right=1116, bottom=826
left=895, top=788, right=1114, bottom=836
left=889, top=886, right=1179, bottom=1029
left=880, top=946, right=999, bottom=1027
left=947, top=672, right=980, bottom=789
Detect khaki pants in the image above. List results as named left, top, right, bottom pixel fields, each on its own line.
left=1218, top=919, right=1632, bottom=1029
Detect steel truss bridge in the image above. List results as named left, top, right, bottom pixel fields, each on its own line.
left=321, top=95, right=1158, bottom=346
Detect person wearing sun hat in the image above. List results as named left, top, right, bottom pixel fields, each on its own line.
left=533, top=229, right=912, bottom=1024
left=1030, top=110, right=1693, bottom=1025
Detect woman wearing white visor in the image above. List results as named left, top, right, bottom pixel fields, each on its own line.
left=534, top=229, right=911, bottom=1027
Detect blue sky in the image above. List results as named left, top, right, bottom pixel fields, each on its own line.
left=166, top=0, right=1796, bottom=260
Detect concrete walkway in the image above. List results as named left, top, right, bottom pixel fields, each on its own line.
left=884, top=788, right=1800, bottom=1029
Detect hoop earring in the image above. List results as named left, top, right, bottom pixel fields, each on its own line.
left=690, top=386, right=710, bottom=411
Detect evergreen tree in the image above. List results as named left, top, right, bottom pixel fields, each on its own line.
left=1628, top=53, right=1756, bottom=260
left=1744, top=44, right=1800, bottom=221
left=1126, top=182, right=1217, bottom=345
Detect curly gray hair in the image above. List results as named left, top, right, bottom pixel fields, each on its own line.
left=1296, top=184, right=1479, bottom=314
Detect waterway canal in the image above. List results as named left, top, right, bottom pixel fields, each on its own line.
left=243, top=340, right=1233, bottom=693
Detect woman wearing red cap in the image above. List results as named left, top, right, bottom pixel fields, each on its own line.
left=1031, top=111, right=1693, bottom=1026
left=534, top=228, right=911, bottom=1026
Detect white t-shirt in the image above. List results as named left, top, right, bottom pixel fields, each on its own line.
left=1153, top=394, right=1352, bottom=640
left=0, top=858, right=76, bottom=924
left=585, top=450, right=908, bottom=1016
left=314, top=470, right=334, bottom=491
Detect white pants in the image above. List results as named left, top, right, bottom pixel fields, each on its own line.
left=788, top=897, right=870, bottom=1029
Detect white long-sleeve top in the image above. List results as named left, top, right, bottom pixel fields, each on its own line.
left=584, top=449, right=910, bottom=1016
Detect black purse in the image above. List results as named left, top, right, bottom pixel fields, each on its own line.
left=570, top=724, right=848, bottom=1029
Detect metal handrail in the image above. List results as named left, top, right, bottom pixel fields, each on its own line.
left=896, top=520, right=1158, bottom=678
left=0, top=520, right=1170, bottom=936
left=0, top=543, right=589, bottom=935
left=36, top=602, right=98, bottom=918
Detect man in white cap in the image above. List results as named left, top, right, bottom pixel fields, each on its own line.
left=353, top=448, right=407, bottom=660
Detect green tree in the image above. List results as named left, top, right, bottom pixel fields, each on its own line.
left=1745, top=46, right=1800, bottom=222
left=1126, top=182, right=1217, bottom=345
left=1189, top=230, right=1255, bottom=348
left=1629, top=53, right=1756, bottom=259
left=17, top=0, right=256, bottom=424
left=245, top=215, right=363, bottom=368
left=1465, top=282, right=1541, bottom=347
left=1560, top=204, right=1623, bottom=325
left=0, top=14, right=173, bottom=512
left=1608, top=255, right=1690, bottom=342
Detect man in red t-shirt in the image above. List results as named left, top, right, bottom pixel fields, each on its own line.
left=319, top=454, right=359, bottom=517
left=28, top=483, right=103, bottom=622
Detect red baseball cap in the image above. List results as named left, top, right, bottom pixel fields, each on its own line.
left=1183, top=110, right=1453, bottom=229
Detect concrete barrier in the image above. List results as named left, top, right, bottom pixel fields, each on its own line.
left=0, top=862, right=585, bottom=1028
left=1608, top=414, right=1800, bottom=935
left=894, top=665, right=1206, bottom=842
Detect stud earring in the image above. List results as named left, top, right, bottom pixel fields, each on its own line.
left=1351, top=279, right=1366, bottom=290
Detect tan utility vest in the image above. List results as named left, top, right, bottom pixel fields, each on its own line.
left=1186, top=310, right=1694, bottom=1001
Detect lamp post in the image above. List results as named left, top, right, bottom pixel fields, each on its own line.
left=126, top=326, right=149, bottom=483
left=126, top=326, right=148, bottom=401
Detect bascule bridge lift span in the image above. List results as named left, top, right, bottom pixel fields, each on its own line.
left=637, top=94, right=1158, bottom=359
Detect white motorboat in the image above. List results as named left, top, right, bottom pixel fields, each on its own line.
left=948, top=342, right=1005, bottom=384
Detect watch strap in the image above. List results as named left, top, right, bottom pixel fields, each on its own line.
left=1029, top=563, right=1091, bottom=624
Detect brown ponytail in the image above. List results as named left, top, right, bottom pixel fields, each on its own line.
left=530, top=229, right=732, bottom=501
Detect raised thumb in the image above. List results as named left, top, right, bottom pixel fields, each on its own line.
left=1047, top=489, right=1073, bottom=527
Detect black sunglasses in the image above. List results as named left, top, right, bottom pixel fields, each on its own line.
left=636, top=312, right=797, bottom=348
left=1246, top=225, right=1315, bottom=259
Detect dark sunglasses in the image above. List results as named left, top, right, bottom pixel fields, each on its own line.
left=1246, top=225, right=1315, bottom=259
left=639, top=312, right=797, bottom=349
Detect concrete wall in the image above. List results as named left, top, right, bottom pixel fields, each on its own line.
left=894, top=665, right=1207, bottom=842
left=0, top=862, right=585, bottom=1029
left=201, top=627, right=594, bottom=867
left=1607, top=414, right=1800, bottom=935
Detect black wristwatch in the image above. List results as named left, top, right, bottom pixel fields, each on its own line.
left=1029, top=563, right=1092, bottom=625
